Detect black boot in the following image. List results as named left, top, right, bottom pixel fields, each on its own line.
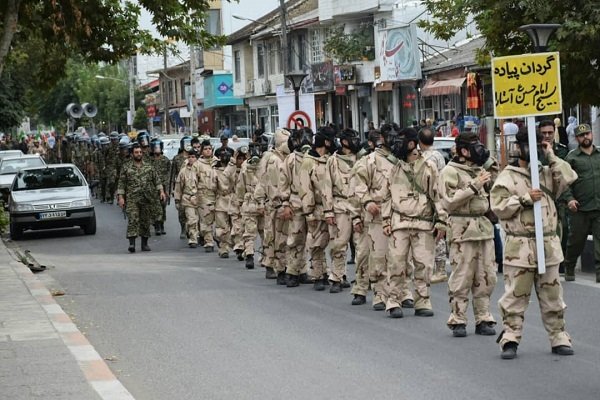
left=128, top=237, right=136, bottom=253
left=154, top=223, right=161, bottom=236
left=160, top=223, right=166, bottom=235
left=235, top=249, right=244, bottom=261
left=245, top=255, right=255, bottom=269
left=141, top=237, right=151, bottom=251
left=329, top=281, right=342, bottom=293
left=298, top=273, right=313, bottom=284
left=286, top=274, right=299, bottom=287
left=276, top=272, right=287, bottom=285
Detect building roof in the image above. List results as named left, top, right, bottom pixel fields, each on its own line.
left=227, top=0, right=313, bottom=45
left=421, top=36, right=486, bottom=75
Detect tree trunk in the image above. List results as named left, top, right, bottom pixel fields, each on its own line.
left=0, top=0, right=22, bottom=76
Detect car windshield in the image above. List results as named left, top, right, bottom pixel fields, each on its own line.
left=0, top=158, right=45, bottom=175
left=13, top=167, right=83, bottom=191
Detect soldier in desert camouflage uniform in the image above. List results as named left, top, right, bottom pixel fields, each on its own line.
left=299, top=127, right=336, bottom=291
left=171, top=136, right=192, bottom=239
left=257, top=129, right=290, bottom=284
left=382, top=128, right=447, bottom=318
left=491, top=129, right=576, bottom=359
left=229, top=148, right=248, bottom=261
left=439, top=132, right=498, bottom=338
left=193, top=140, right=217, bottom=252
left=254, top=134, right=277, bottom=278
left=214, top=147, right=236, bottom=258
left=117, top=143, right=166, bottom=253
left=280, top=128, right=314, bottom=287
left=322, top=129, right=361, bottom=293
left=174, top=149, right=201, bottom=248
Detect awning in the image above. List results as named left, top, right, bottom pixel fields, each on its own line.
left=421, top=77, right=466, bottom=97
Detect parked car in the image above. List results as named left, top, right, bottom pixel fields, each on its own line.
left=0, top=149, right=23, bottom=161
left=431, top=137, right=456, bottom=164
left=8, top=164, right=96, bottom=239
left=0, top=154, right=46, bottom=206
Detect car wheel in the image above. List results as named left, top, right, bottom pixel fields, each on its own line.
left=83, top=214, right=97, bottom=235
left=10, top=222, right=23, bottom=240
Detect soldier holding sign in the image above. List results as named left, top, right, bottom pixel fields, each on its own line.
left=491, top=129, right=576, bottom=359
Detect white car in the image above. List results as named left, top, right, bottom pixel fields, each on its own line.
left=9, top=164, right=96, bottom=239
left=0, top=154, right=46, bottom=206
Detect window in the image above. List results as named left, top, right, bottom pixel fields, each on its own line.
left=270, top=105, right=279, bottom=131
left=234, top=50, right=241, bottom=83
left=257, top=44, right=265, bottom=77
left=268, top=42, right=277, bottom=76
left=310, top=29, right=323, bottom=64
left=207, top=10, right=221, bottom=36
left=180, top=80, right=186, bottom=101
left=297, top=33, right=307, bottom=70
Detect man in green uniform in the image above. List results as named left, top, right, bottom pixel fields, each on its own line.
left=150, top=138, right=171, bottom=235
left=563, top=123, right=600, bottom=282
left=117, top=143, right=166, bottom=253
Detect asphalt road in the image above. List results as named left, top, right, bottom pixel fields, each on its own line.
left=12, top=200, right=600, bottom=400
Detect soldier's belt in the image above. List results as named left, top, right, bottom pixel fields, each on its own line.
left=509, top=231, right=555, bottom=238
left=392, top=206, right=434, bottom=222
left=449, top=213, right=485, bottom=217
left=334, top=195, right=348, bottom=199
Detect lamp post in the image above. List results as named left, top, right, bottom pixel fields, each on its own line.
left=285, top=72, right=307, bottom=112
left=519, top=24, right=561, bottom=52
left=95, top=71, right=136, bottom=133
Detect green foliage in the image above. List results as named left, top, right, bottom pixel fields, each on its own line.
left=0, top=202, right=8, bottom=233
left=323, top=24, right=375, bottom=64
left=0, top=72, right=26, bottom=131
left=133, top=107, right=148, bottom=130
left=418, top=0, right=600, bottom=106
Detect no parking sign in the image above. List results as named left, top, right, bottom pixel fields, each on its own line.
left=287, top=110, right=312, bottom=130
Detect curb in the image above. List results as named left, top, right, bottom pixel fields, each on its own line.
left=9, top=258, right=135, bottom=400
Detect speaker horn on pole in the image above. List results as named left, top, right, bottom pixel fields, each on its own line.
left=66, top=103, right=84, bottom=119
left=82, top=103, right=98, bottom=118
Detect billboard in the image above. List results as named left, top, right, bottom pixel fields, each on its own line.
left=378, top=24, right=421, bottom=82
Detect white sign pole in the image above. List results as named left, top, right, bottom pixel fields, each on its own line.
left=526, top=116, right=546, bottom=274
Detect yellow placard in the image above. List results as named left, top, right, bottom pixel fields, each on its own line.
left=492, top=52, right=562, bottom=119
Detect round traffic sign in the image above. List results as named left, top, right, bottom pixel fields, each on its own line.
left=287, top=110, right=312, bottom=130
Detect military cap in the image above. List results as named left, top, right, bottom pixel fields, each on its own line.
left=575, top=123, right=592, bottom=136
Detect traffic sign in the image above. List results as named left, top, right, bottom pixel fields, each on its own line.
left=287, top=110, right=312, bottom=130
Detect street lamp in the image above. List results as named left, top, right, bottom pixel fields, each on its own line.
left=285, top=72, right=307, bottom=111
left=519, top=24, right=561, bottom=52
left=95, top=61, right=136, bottom=133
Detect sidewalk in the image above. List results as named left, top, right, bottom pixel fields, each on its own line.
left=0, top=239, right=134, bottom=400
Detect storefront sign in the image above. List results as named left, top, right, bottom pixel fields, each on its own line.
left=491, top=52, right=562, bottom=118
left=379, top=24, right=421, bottom=82
left=311, top=61, right=334, bottom=91
left=334, top=65, right=356, bottom=85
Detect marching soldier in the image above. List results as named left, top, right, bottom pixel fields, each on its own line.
left=491, top=128, right=576, bottom=359
left=214, top=147, right=236, bottom=258
left=171, top=136, right=192, bottom=239
left=117, top=143, right=166, bottom=252
left=193, top=140, right=217, bottom=252
left=322, top=129, right=361, bottom=293
left=381, top=128, right=447, bottom=318
left=439, top=132, right=497, bottom=338
left=230, top=148, right=248, bottom=260
left=174, top=149, right=201, bottom=248
left=104, top=132, right=120, bottom=203
left=150, top=138, right=171, bottom=235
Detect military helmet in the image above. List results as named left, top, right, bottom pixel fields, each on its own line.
left=150, top=137, right=163, bottom=152
left=99, top=136, right=110, bottom=145
left=180, top=135, right=192, bottom=151
left=136, top=132, right=150, bottom=147
left=109, top=131, right=119, bottom=140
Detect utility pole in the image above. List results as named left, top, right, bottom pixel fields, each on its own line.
left=163, top=50, right=170, bottom=135
left=128, top=56, right=136, bottom=134
left=189, top=45, right=197, bottom=135
left=279, top=0, right=288, bottom=75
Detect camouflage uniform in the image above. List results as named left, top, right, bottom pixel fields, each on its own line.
left=422, top=148, right=449, bottom=283
left=171, top=152, right=188, bottom=236
left=491, top=152, right=576, bottom=348
left=105, top=143, right=119, bottom=202
left=236, top=159, right=263, bottom=257
left=174, top=161, right=201, bottom=245
left=382, top=156, right=447, bottom=312
left=299, top=150, right=330, bottom=280
left=192, top=156, right=217, bottom=249
left=439, top=160, right=498, bottom=329
left=348, top=157, right=370, bottom=298
left=151, top=154, right=171, bottom=225
left=354, top=147, right=408, bottom=306
left=117, top=160, right=163, bottom=238
left=254, top=150, right=276, bottom=270
left=229, top=165, right=244, bottom=254
left=214, top=161, right=237, bottom=256
left=281, top=150, right=309, bottom=277
left=322, top=152, right=356, bottom=283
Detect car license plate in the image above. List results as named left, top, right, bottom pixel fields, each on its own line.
left=39, top=211, right=67, bottom=219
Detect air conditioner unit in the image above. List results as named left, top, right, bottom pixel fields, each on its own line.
left=262, top=80, right=271, bottom=93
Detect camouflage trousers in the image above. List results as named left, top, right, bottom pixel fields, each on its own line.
left=285, top=212, right=308, bottom=276
left=106, top=171, right=117, bottom=202
left=156, top=202, right=167, bottom=223
left=328, top=212, right=352, bottom=282
left=125, top=199, right=153, bottom=238
left=215, top=210, right=232, bottom=255
left=178, top=205, right=187, bottom=230
left=184, top=206, right=200, bottom=245
left=230, top=212, right=244, bottom=252
left=272, top=208, right=289, bottom=273
left=261, top=207, right=275, bottom=268
left=498, top=264, right=571, bottom=348
left=307, top=219, right=330, bottom=278
left=351, top=224, right=370, bottom=297
left=386, top=229, right=432, bottom=311
left=367, top=221, right=389, bottom=306
left=447, top=240, right=497, bottom=328
left=100, top=176, right=108, bottom=201
left=199, top=203, right=215, bottom=248
left=242, top=213, right=263, bottom=256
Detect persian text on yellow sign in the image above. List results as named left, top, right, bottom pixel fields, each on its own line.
left=492, top=52, right=562, bottom=119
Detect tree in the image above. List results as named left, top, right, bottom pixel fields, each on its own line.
left=133, top=106, right=148, bottom=130
left=0, top=73, right=25, bottom=131
left=418, top=0, right=600, bottom=106
left=0, top=0, right=230, bottom=76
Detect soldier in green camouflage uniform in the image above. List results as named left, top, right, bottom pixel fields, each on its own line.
left=104, top=133, right=120, bottom=203
left=491, top=129, right=576, bottom=359
left=117, top=143, right=166, bottom=252
left=150, top=139, right=171, bottom=235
